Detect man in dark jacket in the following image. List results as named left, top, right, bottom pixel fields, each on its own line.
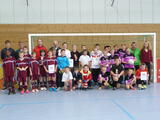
left=1, top=40, right=16, bottom=60
left=49, top=40, right=61, bottom=56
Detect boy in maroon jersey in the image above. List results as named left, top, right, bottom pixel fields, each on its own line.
left=44, top=50, right=57, bottom=92
left=29, top=52, right=40, bottom=93
left=16, top=52, right=29, bottom=94
left=23, top=46, right=31, bottom=62
left=3, top=50, right=16, bottom=95
left=39, top=50, right=47, bottom=90
left=23, top=46, right=31, bottom=88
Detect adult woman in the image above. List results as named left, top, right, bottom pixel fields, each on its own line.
left=140, top=41, right=153, bottom=84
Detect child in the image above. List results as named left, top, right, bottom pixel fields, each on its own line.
left=118, top=44, right=127, bottom=59
left=23, top=46, right=31, bottom=62
left=136, top=63, right=149, bottom=90
left=16, top=52, right=29, bottom=94
left=80, top=65, right=92, bottom=89
left=90, top=44, right=103, bottom=57
left=72, top=67, right=82, bottom=89
left=100, top=51, right=111, bottom=75
left=44, top=50, right=57, bottom=92
left=110, top=56, right=124, bottom=90
left=71, top=45, right=80, bottom=68
left=113, top=44, right=119, bottom=56
left=57, top=49, right=70, bottom=89
left=23, top=46, right=31, bottom=88
left=3, top=50, right=16, bottom=95
left=58, top=42, right=71, bottom=58
left=125, top=69, right=136, bottom=90
left=79, top=50, right=91, bottom=67
left=122, top=48, right=136, bottom=70
left=109, top=49, right=116, bottom=65
left=90, top=48, right=102, bottom=83
left=98, top=66, right=110, bottom=90
left=80, top=45, right=90, bottom=56
left=62, top=67, right=73, bottom=91
left=52, top=49, right=57, bottom=58
left=39, top=50, right=47, bottom=90
left=29, top=52, right=40, bottom=93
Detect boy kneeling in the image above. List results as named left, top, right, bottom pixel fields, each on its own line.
left=110, top=56, right=124, bottom=90
left=62, top=67, right=73, bottom=91
left=98, top=66, right=110, bottom=89
left=136, top=63, right=149, bottom=90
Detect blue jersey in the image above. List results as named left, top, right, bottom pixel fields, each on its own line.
left=57, top=56, right=69, bottom=69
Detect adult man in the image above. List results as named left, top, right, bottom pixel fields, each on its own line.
left=1, top=40, right=15, bottom=60
left=33, top=39, right=48, bottom=59
left=130, top=42, right=141, bottom=70
left=58, top=42, right=71, bottom=58
left=49, top=40, right=61, bottom=56
left=15, top=41, right=24, bottom=59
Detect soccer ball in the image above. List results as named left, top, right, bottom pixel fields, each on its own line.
left=128, top=59, right=134, bottom=65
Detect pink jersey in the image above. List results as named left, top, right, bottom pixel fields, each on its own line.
left=3, top=57, right=16, bottom=77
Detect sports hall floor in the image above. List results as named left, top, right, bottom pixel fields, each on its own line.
left=0, top=84, right=160, bottom=120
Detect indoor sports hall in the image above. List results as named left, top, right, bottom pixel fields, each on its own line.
left=0, top=0, right=160, bottom=120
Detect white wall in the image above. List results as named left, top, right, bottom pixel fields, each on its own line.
left=0, top=0, right=159, bottom=24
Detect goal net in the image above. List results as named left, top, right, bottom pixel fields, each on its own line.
left=28, top=33, right=157, bottom=82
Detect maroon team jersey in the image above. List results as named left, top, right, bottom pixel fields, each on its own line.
left=29, top=58, right=39, bottom=75
left=24, top=54, right=31, bottom=76
left=44, top=57, right=57, bottom=71
left=39, top=56, right=46, bottom=76
left=3, top=57, right=16, bottom=76
left=24, top=54, right=31, bottom=63
left=16, top=58, right=28, bottom=77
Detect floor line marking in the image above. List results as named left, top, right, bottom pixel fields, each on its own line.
left=111, top=100, right=135, bottom=120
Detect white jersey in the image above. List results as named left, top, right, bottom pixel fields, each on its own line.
left=79, top=55, right=91, bottom=66
left=90, top=53, right=101, bottom=69
left=62, top=71, right=73, bottom=82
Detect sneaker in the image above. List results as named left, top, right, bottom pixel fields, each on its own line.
left=43, top=87, right=47, bottom=91
left=70, top=89, right=73, bottom=92
left=138, top=84, right=143, bottom=90
left=52, top=88, right=57, bottom=92
left=32, top=89, right=36, bottom=93
left=57, top=87, right=61, bottom=91
left=98, top=87, right=102, bottom=90
left=108, top=85, right=113, bottom=88
left=40, top=87, right=44, bottom=91
left=12, top=89, right=16, bottom=94
left=2, top=87, right=7, bottom=90
left=49, top=88, right=53, bottom=92
left=113, top=87, right=117, bottom=90
left=20, top=90, right=24, bottom=94
left=35, top=89, right=39, bottom=92
left=8, top=89, right=11, bottom=95
left=143, top=85, right=147, bottom=89
left=25, top=90, right=29, bottom=94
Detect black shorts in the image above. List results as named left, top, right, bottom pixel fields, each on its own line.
left=111, top=76, right=123, bottom=84
left=124, top=68, right=134, bottom=71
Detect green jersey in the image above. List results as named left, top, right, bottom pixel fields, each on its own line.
left=130, top=48, right=141, bottom=65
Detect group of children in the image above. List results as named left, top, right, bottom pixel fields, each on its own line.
left=2, top=43, right=149, bottom=95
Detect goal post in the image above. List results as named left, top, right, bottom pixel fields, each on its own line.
left=28, top=33, right=157, bottom=83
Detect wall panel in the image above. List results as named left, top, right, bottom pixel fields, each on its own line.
left=0, top=24, right=159, bottom=58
